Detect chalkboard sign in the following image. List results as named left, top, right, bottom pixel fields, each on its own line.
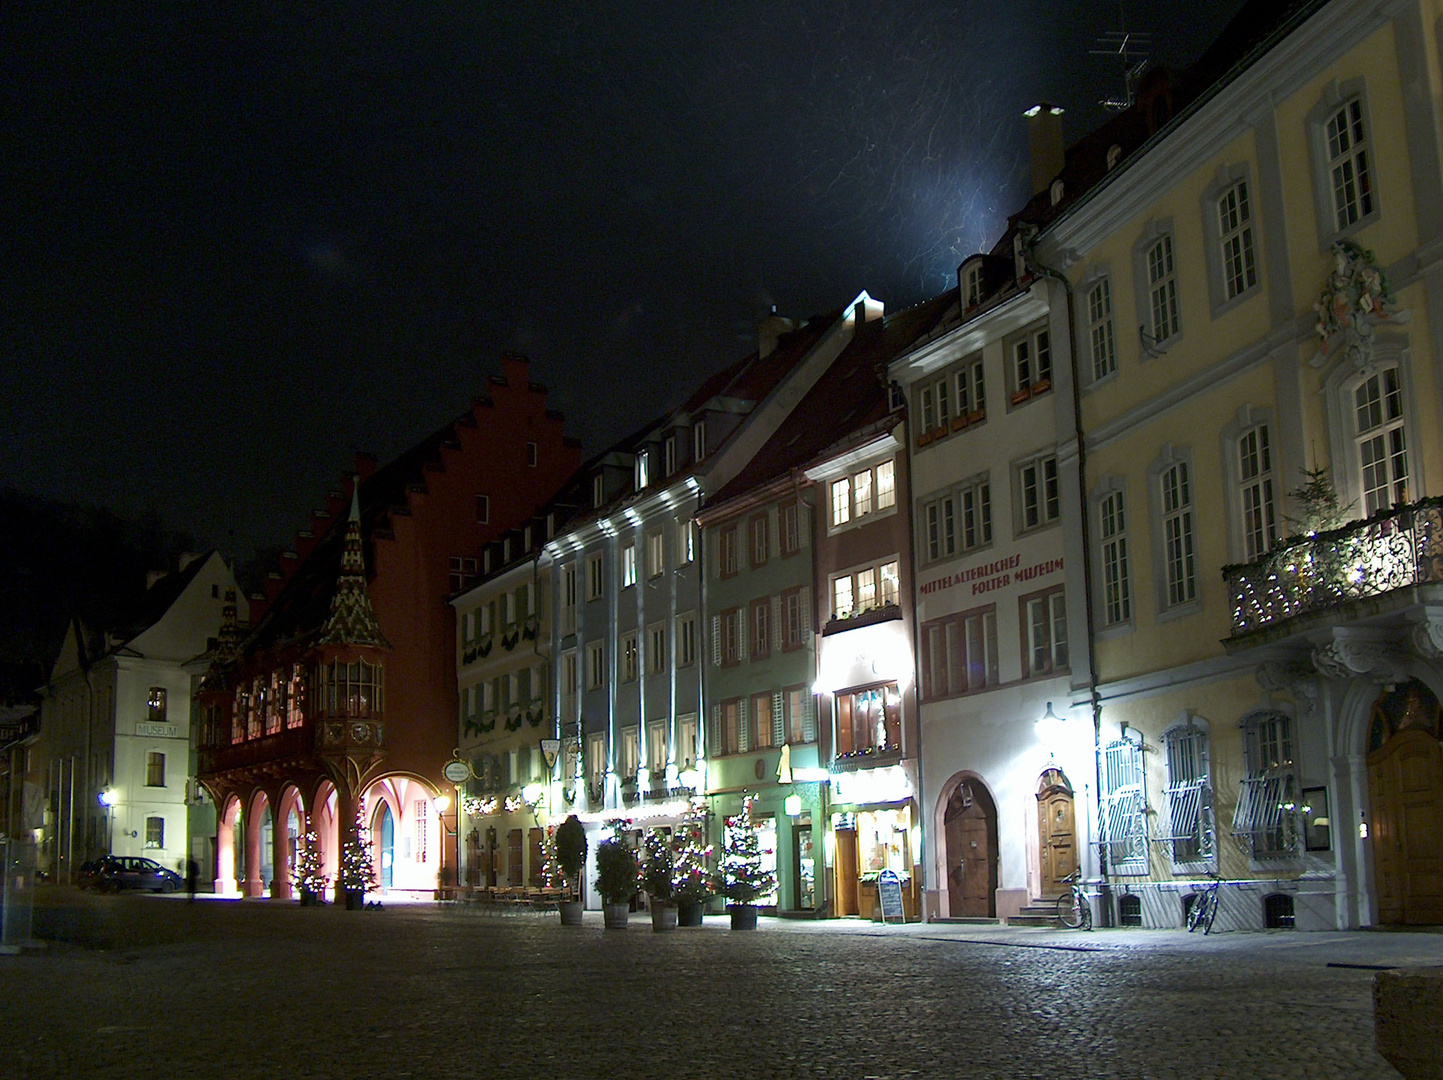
left=877, top=869, right=905, bottom=925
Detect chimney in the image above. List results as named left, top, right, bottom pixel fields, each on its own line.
left=758, top=306, right=799, bottom=359
left=1025, top=103, right=1065, bottom=198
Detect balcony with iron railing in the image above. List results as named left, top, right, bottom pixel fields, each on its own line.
left=1223, top=498, right=1443, bottom=638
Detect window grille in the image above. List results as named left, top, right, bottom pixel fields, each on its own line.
left=1101, top=736, right=1148, bottom=874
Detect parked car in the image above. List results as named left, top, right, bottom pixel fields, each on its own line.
left=76, top=859, right=105, bottom=890
left=94, top=856, right=183, bottom=893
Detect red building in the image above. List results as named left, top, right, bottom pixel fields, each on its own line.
left=198, top=355, right=580, bottom=899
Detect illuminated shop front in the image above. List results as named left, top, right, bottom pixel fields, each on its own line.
left=826, top=763, right=919, bottom=919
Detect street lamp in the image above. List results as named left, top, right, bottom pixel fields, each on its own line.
left=98, top=788, right=117, bottom=855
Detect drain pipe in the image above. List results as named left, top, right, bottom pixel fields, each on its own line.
left=1021, top=226, right=1113, bottom=928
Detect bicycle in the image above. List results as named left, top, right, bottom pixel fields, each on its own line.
left=1055, top=869, right=1093, bottom=930
left=1186, top=874, right=1220, bottom=934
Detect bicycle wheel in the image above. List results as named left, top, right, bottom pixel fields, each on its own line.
left=1056, top=890, right=1084, bottom=929
left=1187, top=893, right=1206, bottom=932
left=1201, top=890, right=1218, bottom=935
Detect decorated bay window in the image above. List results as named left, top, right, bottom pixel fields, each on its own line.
left=835, top=682, right=901, bottom=759
left=314, top=658, right=384, bottom=719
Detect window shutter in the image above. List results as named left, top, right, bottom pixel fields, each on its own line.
left=711, top=615, right=722, bottom=667
left=798, top=506, right=810, bottom=548
left=738, top=613, right=748, bottom=662
left=738, top=698, right=750, bottom=752
left=771, top=596, right=783, bottom=652
left=802, top=695, right=816, bottom=743
left=709, top=705, right=722, bottom=754
left=772, top=692, right=785, bottom=746
left=800, top=586, right=812, bottom=633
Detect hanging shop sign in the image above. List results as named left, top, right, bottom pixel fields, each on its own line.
left=442, top=759, right=472, bottom=784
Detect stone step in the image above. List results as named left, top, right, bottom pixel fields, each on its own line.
left=929, top=916, right=1001, bottom=925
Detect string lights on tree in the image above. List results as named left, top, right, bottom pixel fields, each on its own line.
left=720, top=794, right=775, bottom=904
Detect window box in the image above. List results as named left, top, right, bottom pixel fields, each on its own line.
left=821, top=602, right=903, bottom=637
left=1031, top=378, right=1051, bottom=395
left=1010, top=387, right=1032, bottom=407
left=917, top=431, right=934, bottom=447
left=930, top=426, right=947, bottom=441
left=951, top=415, right=970, bottom=432
left=967, top=409, right=985, bottom=425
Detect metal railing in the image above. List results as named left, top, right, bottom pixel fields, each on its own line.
left=1223, top=498, right=1443, bottom=635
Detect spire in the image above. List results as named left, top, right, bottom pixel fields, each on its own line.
left=200, top=586, right=244, bottom=691
left=319, top=479, right=390, bottom=648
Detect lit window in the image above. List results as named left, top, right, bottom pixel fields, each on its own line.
left=1217, top=180, right=1257, bottom=300
left=751, top=692, right=775, bottom=749
left=679, top=520, right=695, bottom=564
left=853, top=470, right=873, bottom=516
left=879, top=561, right=900, bottom=606
left=648, top=720, right=668, bottom=777
left=830, top=478, right=851, bottom=526
left=876, top=461, right=895, bottom=510
left=621, top=543, right=637, bottom=588
left=147, top=687, right=167, bottom=723
left=145, top=816, right=165, bottom=850
left=832, top=575, right=854, bottom=620
left=1326, top=97, right=1374, bottom=232
left=587, top=733, right=606, bottom=781
left=677, top=715, right=698, bottom=770
left=635, top=450, right=650, bottom=490
left=646, top=531, right=665, bottom=577
left=1355, top=367, right=1408, bottom=516
left=835, top=683, right=902, bottom=756
left=1087, top=279, right=1116, bottom=381
left=1146, top=234, right=1180, bottom=344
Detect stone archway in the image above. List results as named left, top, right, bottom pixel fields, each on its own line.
left=1366, top=680, right=1443, bottom=924
left=940, top=774, right=998, bottom=918
left=216, top=795, right=242, bottom=895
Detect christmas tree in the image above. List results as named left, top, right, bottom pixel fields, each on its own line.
left=642, top=828, right=674, bottom=901
left=538, top=825, right=564, bottom=889
left=293, top=829, right=327, bottom=898
left=719, top=794, right=775, bottom=905
left=339, top=814, right=376, bottom=895
left=1287, top=463, right=1354, bottom=536
left=671, top=799, right=714, bottom=902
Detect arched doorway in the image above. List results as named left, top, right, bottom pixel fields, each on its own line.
left=375, top=802, right=395, bottom=889
left=943, top=778, right=997, bottom=917
left=258, top=803, right=275, bottom=891
left=1037, top=768, right=1076, bottom=899
left=1367, top=680, right=1443, bottom=924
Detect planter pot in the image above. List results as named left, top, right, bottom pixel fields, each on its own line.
left=299, top=889, right=319, bottom=908
left=651, top=904, right=678, bottom=933
left=677, top=900, right=706, bottom=926
left=558, top=899, right=584, bottom=926
left=344, top=889, right=365, bottom=911
left=728, top=903, right=758, bottom=931
left=603, top=902, right=631, bottom=929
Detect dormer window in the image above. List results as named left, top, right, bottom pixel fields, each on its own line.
left=523, top=525, right=533, bottom=550
left=1106, top=145, right=1122, bottom=171
left=693, top=421, right=706, bottom=463
left=1049, top=179, right=1065, bottom=206
left=963, top=263, right=983, bottom=308
left=593, top=474, right=605, bottom=508
left=663, top=434, right=677, bottom=476
left=635, top=449, right=651, bottom=490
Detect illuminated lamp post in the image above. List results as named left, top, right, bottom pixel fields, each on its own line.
left=98, top=788, right=118, bottom=855
left=433, top=794, right=453, bottom=900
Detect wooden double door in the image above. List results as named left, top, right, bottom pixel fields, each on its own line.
left=1369, top=727, right=1443, bottom=924
left=1037, top=771, right=1077, bottom=899
left=944, top=781, right=997, bottom=917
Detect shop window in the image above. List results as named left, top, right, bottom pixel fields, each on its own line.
left=836, top=683, right=901, bottom=758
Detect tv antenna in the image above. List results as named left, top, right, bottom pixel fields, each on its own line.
left=1091, top=10, right=1152, bottom=112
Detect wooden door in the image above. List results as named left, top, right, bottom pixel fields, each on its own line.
left=1038, top=782, right=1076, bottom=899
left=834, top=826, right=859, bottom=916
left=1369, top=727, right=1443, bottom=924
left=944, top=781, right=997, bottom=917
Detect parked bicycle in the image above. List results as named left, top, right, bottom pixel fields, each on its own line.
left=1055, top=869, right=1093, bottom=930
left=1186, top=873, right=1220, bottom=934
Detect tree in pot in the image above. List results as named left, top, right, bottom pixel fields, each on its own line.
left=594, top=839, right=639, bottom=929
left=294, top=828, right=327, bottom=906
left=555, top=815, right=587, bottom=926
left=671, top=801, right=714, bottom=926
left=720, top=795, right=775, bottom=930
left=642, top=829, right=677, bottom=932
left=339, top=815, right=376, bottom=910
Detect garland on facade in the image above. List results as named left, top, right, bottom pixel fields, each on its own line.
left=294, top=829, right=327, bottom=896
left=339, top=814, right=376, bottom=894
left=720, top=794, right=775, bottom=904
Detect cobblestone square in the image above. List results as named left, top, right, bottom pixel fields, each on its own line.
left=3, top=893, right=1439, bottom=1079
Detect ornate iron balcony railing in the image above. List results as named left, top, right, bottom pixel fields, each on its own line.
left=1223, top=498, right=1443, bottom=636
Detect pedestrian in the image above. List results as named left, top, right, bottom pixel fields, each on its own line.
left=185, top=857, right=199, bottom=902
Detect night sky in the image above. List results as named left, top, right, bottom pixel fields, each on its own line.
left=3, top=2, right=1242, bottom=561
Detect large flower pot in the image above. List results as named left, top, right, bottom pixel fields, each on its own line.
left=558, top=899, right=584, bottom=926
left=677, top=900, right=706, bottom=926
left=603, top=902, right=631, bottom=929
left=299, top=889, right=319, bottom=907
left=651, top=903, right=678, bottom=933
left=728, top=903, right=758, bottom=930
left=344, top=889, right=365, bottom=911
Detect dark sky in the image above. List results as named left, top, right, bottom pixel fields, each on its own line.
left=3, top=2, right=1242, bottom=561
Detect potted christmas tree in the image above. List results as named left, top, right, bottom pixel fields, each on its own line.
left=294, top=828, right=327, bottom=906
left=339, top=814, right=376, bottom=910
left=720, top=795, right=776, bottom=930
left=671, top=800, right=714, bottom=926
left=594, top=838, right=639, bottom=929
left=555, top=814, right=587, bottom=926
left=642, top=829, right=677, bottom=932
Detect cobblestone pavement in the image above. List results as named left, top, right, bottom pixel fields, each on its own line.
left=3, top=891, right=1439, bottom=1080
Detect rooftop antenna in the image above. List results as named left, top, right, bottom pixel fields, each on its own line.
left=1091, top=6, right=1152, bottom=112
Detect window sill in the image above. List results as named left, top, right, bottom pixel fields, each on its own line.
left=822, top=603, right=903, bottom=636
left=831, top=746, right=903, bottom=772
left=1155, top=599, right=1202, bottom=624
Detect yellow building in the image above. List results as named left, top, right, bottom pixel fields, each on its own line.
left=1031, top=0, right=1443, bottom=928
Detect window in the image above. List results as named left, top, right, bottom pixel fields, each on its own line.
left=920, top=606, right=998, bottom=699
left=963, top=262, right=983, bottom=308
left=1355, top=367, right=1408, bottom=516
left=592, top=474, right=605, bottom=508
left=719, top=699, right=742, bottom=755
left=560, top=651, right=578, bottom=723
left=663, top=434, right=677, bottom=476
left=562, top=565, right=578, bottom=633
left=1326, top=97, right=1374, bottom=232
left=523, top=441, right=537, bottom=467
left=693, top=421, right=706, bottom=463
left=721, top=608, right=743, bottom=666
left=145, top=816, right=164, bottom=850
left=476, top=495, right=490, bottom=524
left=1086, top=278, right=1116, bottom=381
left=718, top=525, right=738, bottom=577
left=635, top=449, right=650, bottom=490
left=1098, top=488, right=1131, bottom=626
left=586, top=640, right=605, bottom=689
left=678, top=714, right=698, bottom=770
left=678, top=614, right=697, bottom=667
left=316, top=659, right=384, bottom=717
left=648, top=622, right=666, bottom=674
left=587, top=732, right=606, bottom=782
left=1106, top=144, right=1122, bottom=170
left=836, top=683, right=901, bottom=757
left=646, top=531, right=664, bottom=578
left=750, top=599, right=770, bottom=660
left=648, top=720, right=668, bottom=777
left=1163, top=721, right=1212, bottom=864
left=831, top=575, right=853, bottom=621
left=785, top=685, right=814, bottom=744
left=956, top=355, right=986, bottom=419
left=147, top=687, right=167, bottom=723
left=1101, top=735, right=1147, bottom=875
left=923, top=493, right=956, bottom=562
left=918, top=375, right=951, bottom=435
left=679, top=520, right=695, bottom=564
left=621, top=632, right=638, bottom=681
left=1142, top=231, right=1180, bottom=345
left=1018, top=454, right=1060, bottom=531
left=750, top=513, right=769, bottom=567
left=621, top=543, right=637, bottom=588
left=830, top=478, right=851, bottom=527
left=1022, top=589, right=1068, bottom=677
left=876, top=461, right=895, bottom=510
left=782, top=587, right=810, bottom=650
left=748, top=692, right=774, bottom=749
left=1158, top=459, right=1196, bottom=609
left=1234, top=711, right=1299, bottom=860
left=1238, top=425, right=1277, bottom=561
left=831, top=559, right=900, bottom=620
left=1217, top=180, right=1256, bottom=300
left=1011, top=326, right=1052, bottom=396
left=146, top=752, right=165, bottom=787
left=586, top=553, right=603, bottom=600
left=781, top=502, right=801, bottom=555
left=619, top=726, right=639, bottom=779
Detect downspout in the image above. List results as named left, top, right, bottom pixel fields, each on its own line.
left=1021, top=228, right=1113, bottom=927
left=792, top=466, right=830, bottom=917
left=894, top=402, right=929, bottom=917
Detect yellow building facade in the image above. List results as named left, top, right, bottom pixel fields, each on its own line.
left=1034, top=0, right=1443, bottom=928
